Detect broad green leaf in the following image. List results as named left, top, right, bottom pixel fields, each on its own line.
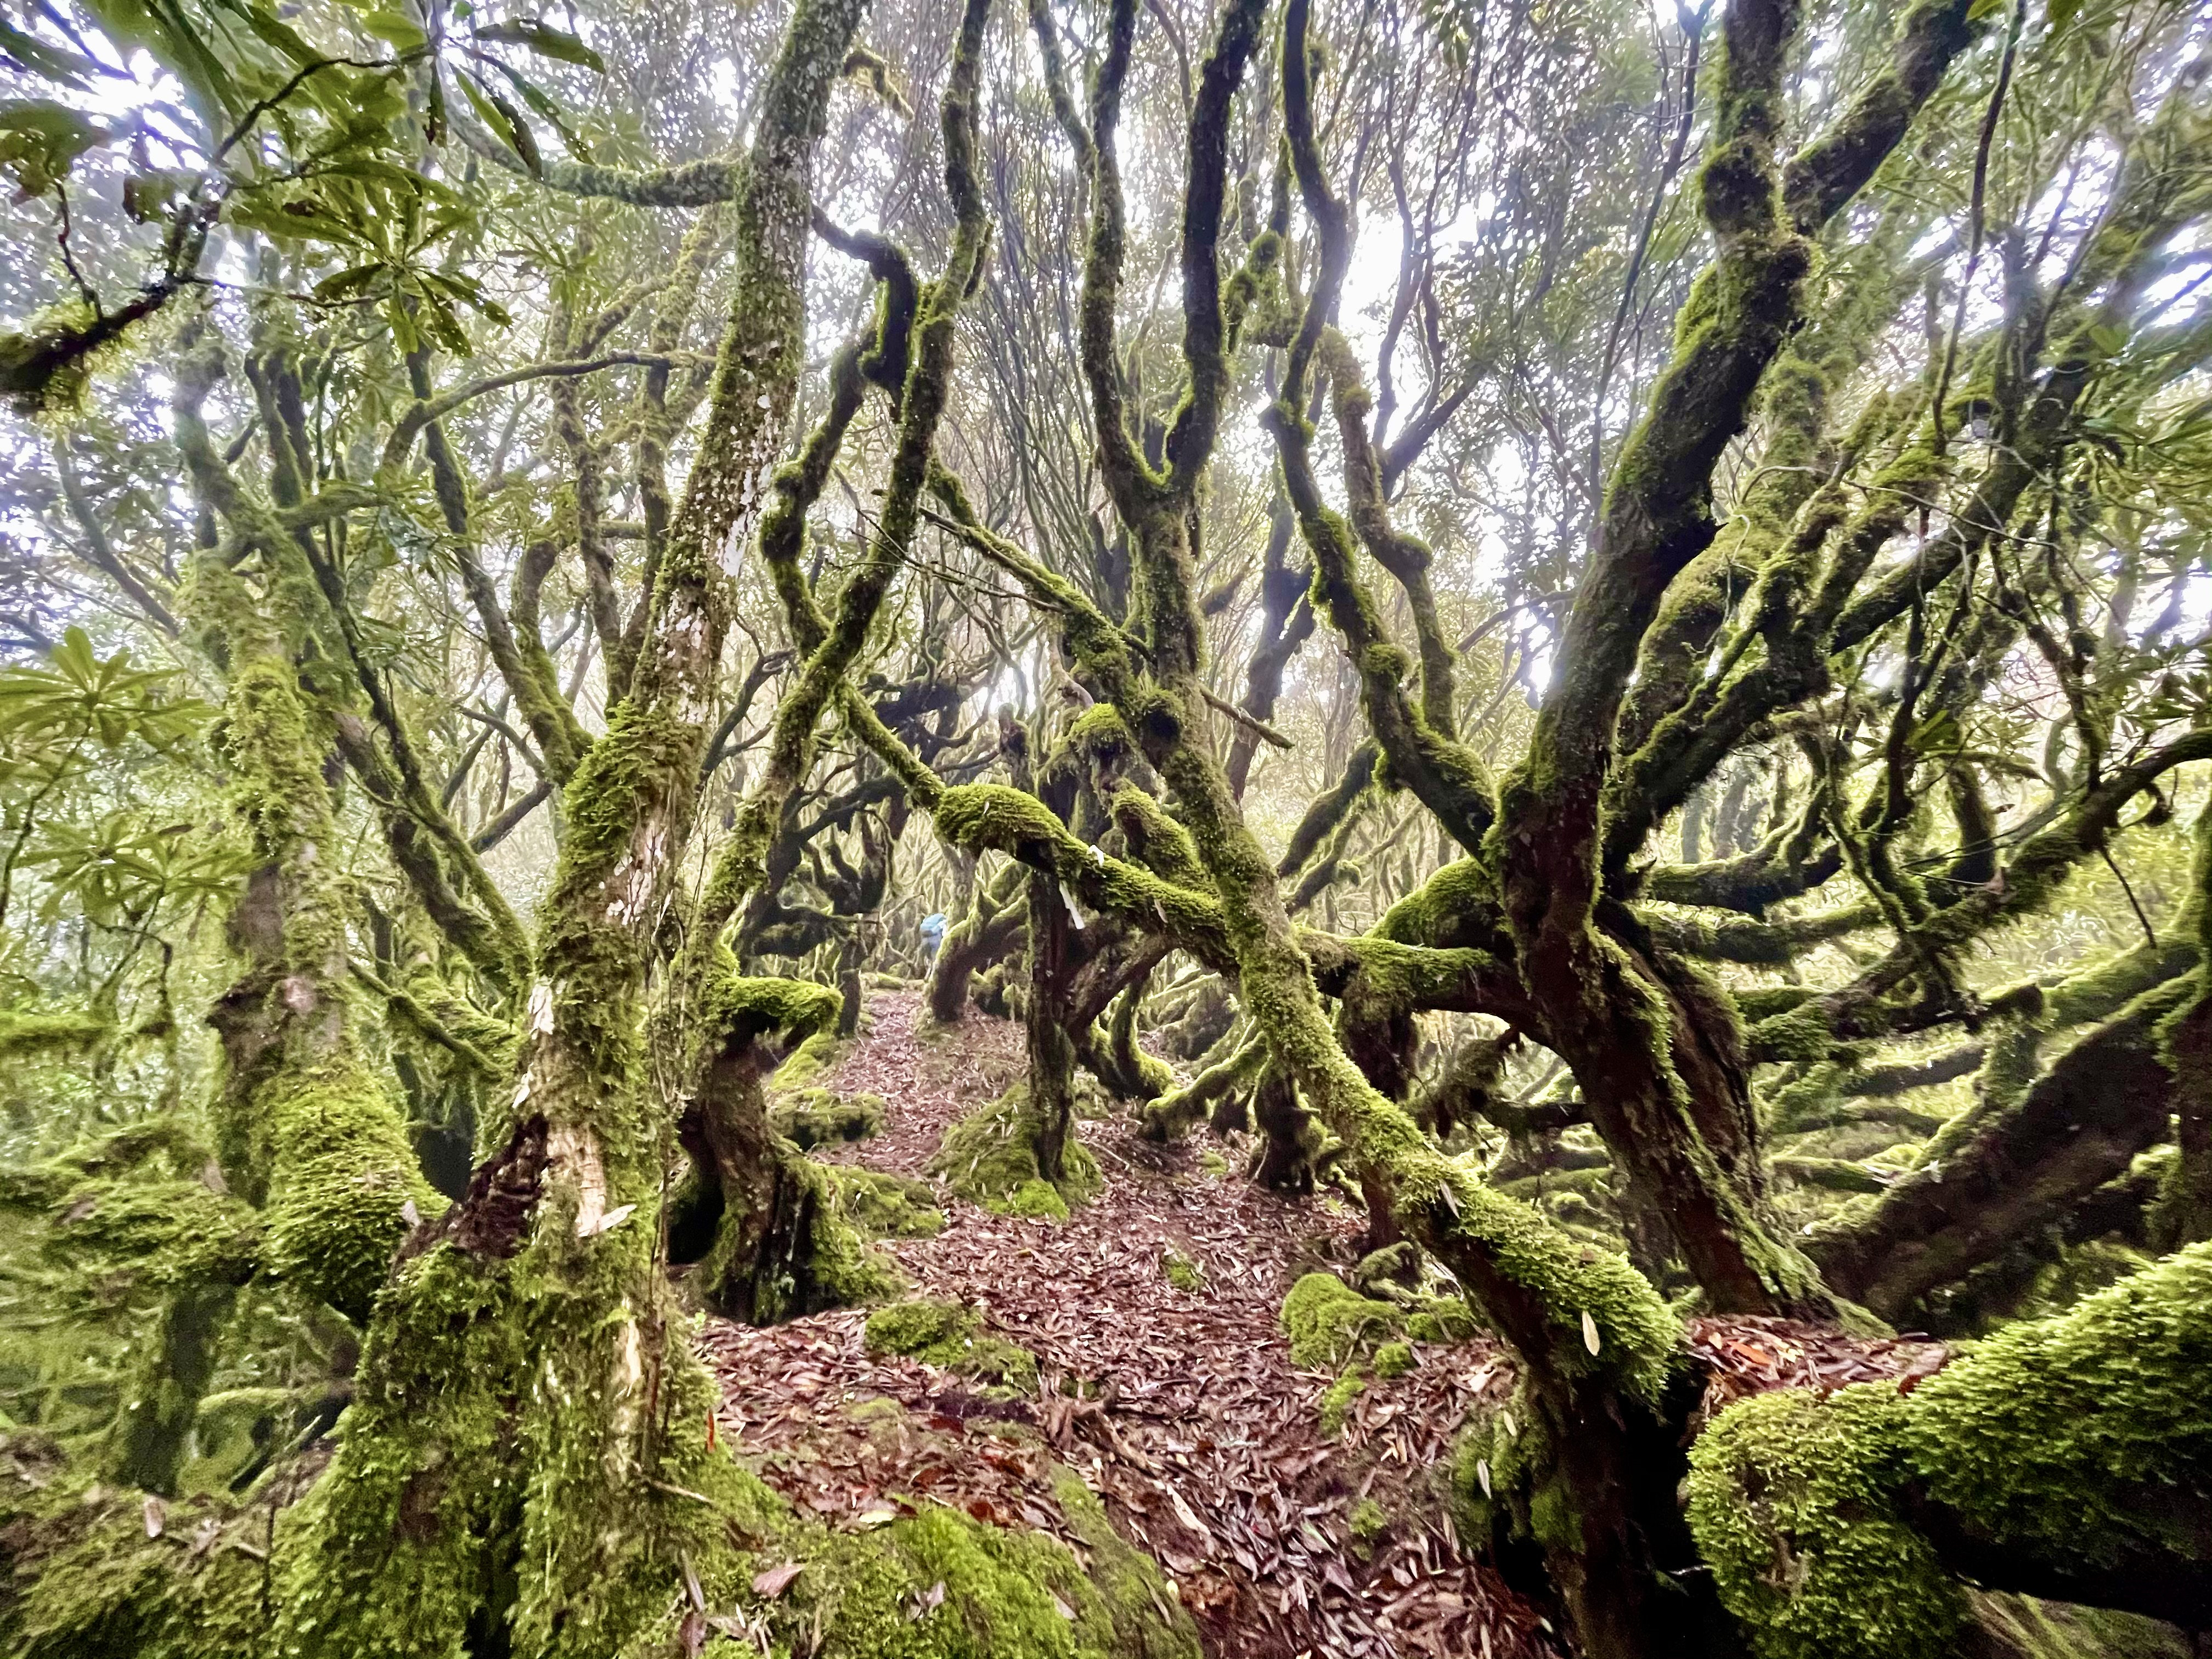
left=473, top=16, right=603, bottom=72
left=0, top=100, right=110, bottom=196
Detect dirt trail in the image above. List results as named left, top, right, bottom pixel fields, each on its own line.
left=698, top=990, right=1556, bottom=1659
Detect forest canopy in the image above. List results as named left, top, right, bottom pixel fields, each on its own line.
left=0, top=0, right=2209, bottom=1653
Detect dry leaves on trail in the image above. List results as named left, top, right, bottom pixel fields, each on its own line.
left=699, top=991, right=1558, bottom=1659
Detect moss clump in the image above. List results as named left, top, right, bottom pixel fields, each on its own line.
left=1350, top=1497, right=1388, bottom=1542
left=1004, top=1178, right=1071, bottom=1222
left=864, top=1299, right=1039, bottom=1393
left=929, top=1085, right=1101, bottom=1218
left=1404, top=1295, right=1481, bottom=1344
left=1160, top=1250, right=1204, bottom=1293
left=1317, top=1368, right=1365, bottom=1436
left=770, top=1028, right=848, bottom=1091
left=776, top=1088, right=888, bottom=1149
left=830, top=1166, right=944, bottom=1238
left=1197, top=1149, right=1228, bottom=1177
left=1279, top=1272, right=1401, bottom=1369
left=1688, top=1386, right=1967, bottom=1659
left=1372, top=1341, right=1414, bottom=1378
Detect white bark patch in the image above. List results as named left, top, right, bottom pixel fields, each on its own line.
left=605, top=1308, right=644, bottom=1479
left=548, top=1120, right=610, bottom=1237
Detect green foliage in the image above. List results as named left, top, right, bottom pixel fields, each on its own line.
left=1317, top=1367, right=1365, bottom=1435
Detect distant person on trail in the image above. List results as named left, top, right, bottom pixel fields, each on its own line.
left=919, top=912, right=948, bottom=961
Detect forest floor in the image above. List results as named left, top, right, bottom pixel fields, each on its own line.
left=697, top=990, right=1948, bottom=1659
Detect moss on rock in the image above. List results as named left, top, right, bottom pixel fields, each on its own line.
left=829, top=1166, right=944, bottom=1238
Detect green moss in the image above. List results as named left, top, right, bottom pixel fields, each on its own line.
left=829, top=1166, right=944, bottom=1238
left=0, top=1008, right=111, bottom=1060
left=1160, top=1250, right=1204, bottom=1293
left=1004, top=1178, right=1071, bottom=1223
left=1317, top=1368, right=1365, bottom=1436
left=776, top=1089, right=888, bottom=1148
left=1688, top=1386, right=1967, bottom=1659
left=1279, top=1272, right=1401, bottom=1369
left=257, top=1064, right=434, bottom=1323
left=770, top=1028, right=849, bottom=1091
left=1349, top=1497, right=1388, bottom=1542
left=864, top=1300, right=1038, bottom=1393
left=929, top=1086, right=1099, bottom=1218
left=1372, top=1341, right=1414, bottom=1378
left=1404, top=1295, right=1481, bottom=1344
left=1901, top=1240, right=2212, bottom=1572
left=0, top=1451, right=270, bottom=1658
left=1197, top=1150, right=1228, bottom=1177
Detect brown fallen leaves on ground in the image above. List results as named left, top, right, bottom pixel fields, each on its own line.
left=699, top=991, right=1946, bottom=1659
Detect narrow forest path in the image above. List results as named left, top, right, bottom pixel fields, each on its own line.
left=697, top=990, right=1557, bottom=1659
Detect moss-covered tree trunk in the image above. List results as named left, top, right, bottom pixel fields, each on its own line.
left=267, top=3, right=874, bottom=1648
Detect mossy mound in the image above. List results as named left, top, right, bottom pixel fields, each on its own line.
left=770, top=1030, right=849, bottom=1092
left=1317, top=1368, right=1365, bottom=1436
left=1372, top=1341, right=1414, bottom=1378
left=830, top=1166, right=944, bottom=1239
left=1403, top=1296, right=1481, bottom=1344
left=1160, top=1249, right=1204, bottom=1293
left=776, top=1089, right=889, bottom=1149
left=1279, top=1272, right=1402, bottom=1369
left=928, top=1085, right=1101, bottom=1220
left=864, top=1299, right=1039, bottom=1393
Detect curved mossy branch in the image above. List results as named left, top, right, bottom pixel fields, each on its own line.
left=451, top=98, right=742, bottom=205
left=1073, top=0, right=1161, bottom=520
left=1689, top=1243, right=2212, bottom=1649
left=1808, top=973, right=2190, bottom=1322
left=1645, top=899, right=1881, bottom=966
left=679, top=968, right=892, bottom=1321
left=1499, top=0, right=1973, bottom=918
left=635, top=208, right=728, bottom=560
left=927, top=860, right=1027, bottom=1022
left=1749, top=731, right=2212, bottom=1060
left=1226, top=490, right=1316, bottom=798
left=1141, top=1028, right=1266, bottom=1140
left=1262, top=4, right=1495, bottom=857
left=287, top=1, right=876, bottom=1649
left=1318, top=335, right=1457, bottom=735
left=714, top=0, right=994, bottom=912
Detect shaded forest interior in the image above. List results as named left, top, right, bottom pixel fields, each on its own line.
left=1, top=0, right=2210, bottom=1654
